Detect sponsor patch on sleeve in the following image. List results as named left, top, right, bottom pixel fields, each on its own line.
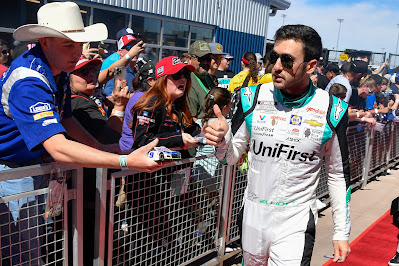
left=42, top=118, right=58, bottom=126
left=33, top=111, right=54, bottom=121
left=29, top=102, right=51, bottom=113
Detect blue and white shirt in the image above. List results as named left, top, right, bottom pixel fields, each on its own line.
left=0, top=45, right=72, bottom=162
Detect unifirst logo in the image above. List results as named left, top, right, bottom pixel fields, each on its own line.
left=252, top=139, right=316, bottom=162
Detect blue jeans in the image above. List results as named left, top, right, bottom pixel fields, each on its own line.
left=0, top=163, right=47, bottom=265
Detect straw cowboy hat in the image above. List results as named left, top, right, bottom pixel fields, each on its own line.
left=13, top=1, right=108, bottom=42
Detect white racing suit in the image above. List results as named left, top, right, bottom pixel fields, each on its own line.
left=216, top=82, right=351, bottom=265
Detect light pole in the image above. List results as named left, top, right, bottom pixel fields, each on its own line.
left=336, top=19, right=344, bottom=52
left=281, top=14, right=287, bottom=26
left=395, top=24, right=399, bottom=54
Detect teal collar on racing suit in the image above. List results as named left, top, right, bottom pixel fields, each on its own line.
left=274, top=79, right=316, bottom=109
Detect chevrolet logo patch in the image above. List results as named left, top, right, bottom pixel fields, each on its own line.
left=304, top=119, right=322, bottom=127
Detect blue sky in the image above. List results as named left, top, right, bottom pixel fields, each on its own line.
left=267, top=1, right=399, bottom=58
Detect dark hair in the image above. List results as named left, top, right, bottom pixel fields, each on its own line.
left=382, top=77, right=388, bottom=85
left=329, top=83, right=347, bottom=98
left=370, top=74, right=382, bottom=85
left=202, top=87, right=232, bottom=125
left=131, top=74, right=151, bottom=93
left=274, top=24, right=322, bottom=62
left=242, top=52, right=258, bottom=83
left=340, top=62, right=352, bottom=74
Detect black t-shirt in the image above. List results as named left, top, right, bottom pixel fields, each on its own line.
left=348, top=89, right=366, bottom=110
left=215, top=69, right=235, bottom=89
left=71, top=92, right=120, bottom=144
left=317, top=73, right=330, bottom=90
left=215, top=69, right=235, bottom=79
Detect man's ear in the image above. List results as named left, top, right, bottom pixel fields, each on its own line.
left=39, top=37, right=49, bottom=52
left=306, top=59, right=317, bottom=75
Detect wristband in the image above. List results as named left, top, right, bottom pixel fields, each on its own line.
left=356, top=112, right=360, bottom=118
left=374, top=108, right=378, bottom=114
left=361, top=117, right=365, bottom=122
left=125, top=53, right=133, bottom=61
left=119, top=155, right=128, bottom=169
left=111, top=109, right=125, bottom=117
left=395, top=100, right=399, bottom=103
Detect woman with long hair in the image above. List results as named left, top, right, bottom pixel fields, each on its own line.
left=119, top=60, right=156, bottom=151
left=227, top=51, right=261, bottom=93
left=131, top=56, right=200, bottom=157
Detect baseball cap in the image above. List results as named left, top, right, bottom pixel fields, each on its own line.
left=138, top=60, right=156, bottom=81
left=116, top=27, right=135, bottom=41
left=155, top=56, right=195, bottom=79
left=222, top=53, right=234, bottom=60
left=208, top=42, right=227, bottom=55
left=351, top=60, right=368, bottom=74
left=73, top=55, right=101, bottom=71
left=117, top=34, right=137, bottom=50
left=189, top=40, right=211, bottom=57
left=324, top=63, right=340, bottom=75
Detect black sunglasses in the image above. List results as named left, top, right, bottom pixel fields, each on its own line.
left=198, top=55, right=212, bottom=63
left=268, top=50, right=302, bottom=69
left=76, top=66, right=99, bottom=76
left=172, top=68, right=191, bottom=80
left=1, top=49, right=9, bottom=55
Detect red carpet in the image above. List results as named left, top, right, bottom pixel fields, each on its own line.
left=323, top=210, right=398, bottom=266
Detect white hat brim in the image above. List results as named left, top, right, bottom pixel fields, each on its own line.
left=13, top=23, right=108, bottom=42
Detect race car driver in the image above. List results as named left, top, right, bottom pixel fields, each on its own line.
left=210, top=24, right=351, bottom=265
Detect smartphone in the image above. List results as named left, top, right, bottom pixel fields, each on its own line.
left=114, top=66, right=127, bottom=91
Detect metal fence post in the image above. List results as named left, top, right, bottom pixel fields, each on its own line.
left=71, top=167, right=84, bottom=266
left=216, top=165, right=235, bottom=264
left=362, top=128, right=375, bottom=188
left=386, top=123, right=395, bottom=165
left=94, top=168, right=108, bottom=266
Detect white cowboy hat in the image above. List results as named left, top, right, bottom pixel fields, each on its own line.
left=13, top=1, right=108, bottom=42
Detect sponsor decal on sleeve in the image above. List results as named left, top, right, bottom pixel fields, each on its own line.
left=33, top=111, right=54, bottom=121
left=42, top=118, right=58, bottom=126
left=29, top=102, right=51, bottom=113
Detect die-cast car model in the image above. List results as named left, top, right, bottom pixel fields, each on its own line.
left=148, top=146, right=182, bottom=161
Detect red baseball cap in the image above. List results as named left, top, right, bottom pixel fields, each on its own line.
left=117, top=34, right=137, bottom=50
left=155, top=56, right=195, bottom=79
left=74, top=55, right=101, bottom=71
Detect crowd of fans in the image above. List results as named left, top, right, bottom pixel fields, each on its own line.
left=3, top=28, right=397, bottom=155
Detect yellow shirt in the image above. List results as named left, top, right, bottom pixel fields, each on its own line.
left=227, top=71, right=260, bottom=93
left=259, top=73, right=273, bottom=84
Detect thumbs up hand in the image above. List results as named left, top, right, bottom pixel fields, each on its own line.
left=202, top=104, right=229, bottom=146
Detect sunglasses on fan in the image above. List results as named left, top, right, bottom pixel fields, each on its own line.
left=171, top=68, right=191, bottom=80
